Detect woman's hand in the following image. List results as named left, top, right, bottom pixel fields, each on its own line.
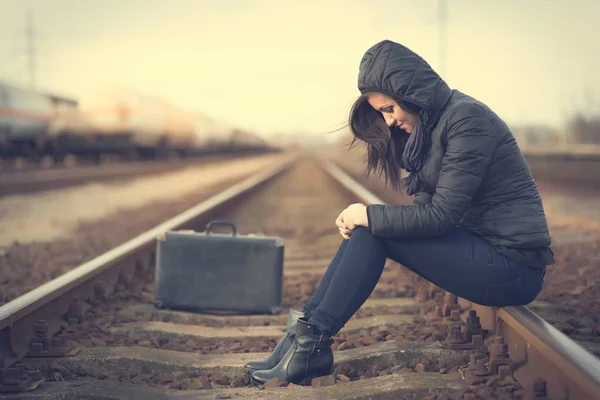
left=335, top=203, right=368, bottom=239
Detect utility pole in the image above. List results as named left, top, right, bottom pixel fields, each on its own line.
left=26, top=8, right=36, bottom=89
left=438, top=0, right=447, bottom=79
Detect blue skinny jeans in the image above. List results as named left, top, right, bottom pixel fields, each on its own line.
left=301, top=227, right=545, bottom=335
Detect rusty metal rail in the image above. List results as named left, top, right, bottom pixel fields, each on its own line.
left=0, top=154, right=298, bottom=370
left=321, top=158, right=600, bottom=400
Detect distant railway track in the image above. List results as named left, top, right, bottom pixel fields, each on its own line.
left=522, top=144, right=600, bottom=162
left=0, top=148, right=279, bottom=172
left=524, top=156, right=600, bottom=184
left=0, top=152, right=278, bottom=196
left=0, top=155, right=599, bottom=399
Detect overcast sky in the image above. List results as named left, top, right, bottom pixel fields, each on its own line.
left=1, top=0, right=599, bottom=139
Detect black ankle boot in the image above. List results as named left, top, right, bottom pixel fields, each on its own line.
left=244, top=309, right=304, bottom=374
left=251, top=317, right=334, bottom=385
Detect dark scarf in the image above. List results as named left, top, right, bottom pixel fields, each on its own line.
left=401, top=117, right=427, bottom=196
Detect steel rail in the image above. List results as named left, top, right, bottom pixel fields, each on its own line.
left=320, top=158, right=600, bottom=400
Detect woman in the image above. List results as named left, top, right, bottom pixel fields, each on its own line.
left=246, top=39, right=555, bottom=385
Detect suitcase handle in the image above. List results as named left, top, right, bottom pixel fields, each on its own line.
left=206, top=220, right=237, bottom=236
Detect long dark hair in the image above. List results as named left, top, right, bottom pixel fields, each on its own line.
left=348, top=93, right=422, bottom=191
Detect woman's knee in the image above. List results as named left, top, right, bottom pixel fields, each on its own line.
left=346, top=226, right=387, bottom=256
left=350, top=226, right=374, bottom=239
left=347, top=226, right=380, bottom=245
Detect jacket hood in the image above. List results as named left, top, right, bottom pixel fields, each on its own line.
left=358, top=40, right=452, bottom=129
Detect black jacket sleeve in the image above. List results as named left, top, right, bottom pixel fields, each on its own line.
left=366, top=104, right=500, bottom=238
left=413, top=191, right=432, bottom=205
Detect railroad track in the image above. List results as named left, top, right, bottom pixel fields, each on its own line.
left=0, top=153, right=270, bottom=196
left=0, top=155, right=599, bottom=399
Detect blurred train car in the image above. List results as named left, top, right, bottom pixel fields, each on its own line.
left=189, top=113, right=273, bottom=155
left=190, top=113, right=237, bottom=154
left=48, top=87, right=196, bottom=160
left=2, top=82, right=274, bottom=162
left=0, top=82, right=55, bottom=158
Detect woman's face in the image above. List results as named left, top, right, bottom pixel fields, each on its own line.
left=367, top=93, right=418, bottom=133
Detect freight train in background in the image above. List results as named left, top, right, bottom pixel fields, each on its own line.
left=0, top=82, right=276, bottom=165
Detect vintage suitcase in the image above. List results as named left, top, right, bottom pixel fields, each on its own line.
left=154, top=220, right=284, bottom=314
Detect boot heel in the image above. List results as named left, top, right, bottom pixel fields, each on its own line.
left=297, top=376, right=313, bottom=386
left=300, top=366, right=333, bottom=385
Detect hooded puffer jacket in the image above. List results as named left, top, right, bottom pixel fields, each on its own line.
left=360, top=40, right=554, bottom=267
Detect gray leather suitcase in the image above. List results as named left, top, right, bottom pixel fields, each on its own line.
left=154, top=220, right=284, bottom=314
